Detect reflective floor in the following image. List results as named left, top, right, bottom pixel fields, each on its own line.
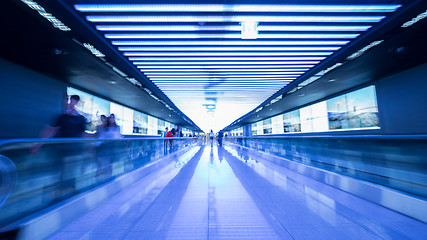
left=47, top=145, right=427, bottom=240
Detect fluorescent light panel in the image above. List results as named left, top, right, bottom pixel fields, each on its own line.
left=153, top=80, right=294, bottom=83
left=144, top=71, right=304, bottom=76
left=75, top=4, right=401, bottom=13
left=125, top=52, right=332, bottom=57
left=156, top=84, right=289, bottom=87
left=106, top=33, right=359, bottom=39
left=150, top=77, right=298, bottom=80
left=88, top=15, right=385, bottom=23
left=140, top=67, right=309, bottom=71
left=154, top=79, right=293, bottom=82
left=149, top=74, right=302, bottom=78
left=119, top=46, right=341, bottom=51
left=135, top=63, right=315, bottom=67
left=159, top=87, right=288, bottom=90
left=97, top=25, right=371, bottom=32
left=160, top=88, right=286, bottom=91
left=113, top=40, right=350, bottom=46
left=132, top=57, right=325, bottom=61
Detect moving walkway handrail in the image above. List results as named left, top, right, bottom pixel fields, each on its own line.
left=0, top=136, right=199, bottom=148
left=225, top=134, right=427, bottom=199
left=225, top=134, right=427, bottom=139
left=0, top=136, right=200, bottom=228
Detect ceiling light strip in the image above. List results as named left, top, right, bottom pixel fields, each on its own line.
left=144, top=70, right=309, bottom=73
left=125, top=52, right=333, bottom=57
left=119, top=46, right=341, bottom=51
left=75, top=4, right=401, bottom=13
left=113, top=40, right=350, bottom=46
left=144, top=71, right=305, bottom=76
left=150, top=77, right=299, bottom=80
left=153, top=77, right=296, bottom=83
left=135, top=63, right=316, bottom=67
left=149, top=74, right=302, bottom=78
left=87, top=15, right=385, bottom=23
left=106, top=33, right=359, bottom=39
left=160, top=88, right=285, bottom=91
left=155, top=80, right=294, bottom=83
left=156, top=85, right=290, bottom=87
left=97, top=25, right=371, bottom=32
left=132, top=57, right=325, bottom=61
left=157, top=88, right=287, bottom=91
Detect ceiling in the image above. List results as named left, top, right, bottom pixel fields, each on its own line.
left=1, top=0, right=202, bottom=132
left=3, top=0, right=427, bottom=133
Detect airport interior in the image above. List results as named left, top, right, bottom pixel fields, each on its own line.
left=1, top=0, right=427, bottom=239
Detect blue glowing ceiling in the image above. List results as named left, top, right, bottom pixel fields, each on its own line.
left=73, top=3, right=401, bottom=132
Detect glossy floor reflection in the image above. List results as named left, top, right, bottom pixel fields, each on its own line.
left=48, top=145, right=427, bottom=240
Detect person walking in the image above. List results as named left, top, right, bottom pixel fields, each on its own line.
left=209, top=130, right=214, bottom=147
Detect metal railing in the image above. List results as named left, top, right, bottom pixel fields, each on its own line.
left=0, top=137, right=200, bottom=228
left=225, top=135, right=427, bottom=199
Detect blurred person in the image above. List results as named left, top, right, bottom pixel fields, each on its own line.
left=95, top=114, right=122, bottom=180
left=95, top=115, right=108, bottom=179
left=162, top=127, right=169, bottom=137
left=162, top=127, right=169, bottom=152
left=174, top=125, right=182, bottom=137
left=32, top=95, right=87, bottom=153
left=32, top=94, right=87, bottom=198
left=218, top=131, right=224, bottom=146
left=95, top=115, right=107, bottom=138
left=165, top=128, right=176, bottom=152
left=40, top=95, right=86, bottom=139
left=209, top=130, right=214, bottom=147
left=98, top=114, right=122, bottom=139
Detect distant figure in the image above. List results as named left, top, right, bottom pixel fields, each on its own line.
left=174, top=125, right=182, bottom=137
left=165, top=128, right=175, bottom=138
left=209, top=130, right=214, bottom=147
left=162, top=127, right=169, bottom=150
left=41, top=95, right=86, bottom=138
left=165, top=128, right=176, bottom=152
left=162, top=127, right=169, bottom=137
left=218, top=131, right=224, bottom=146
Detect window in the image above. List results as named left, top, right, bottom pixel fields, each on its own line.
left=244, top=85, right=379, bottom=135
left=67, top=87, right=174, bottom=136
left=327, top=85, right=379, bottom=130
left=263, top=118, right=272, bottom=134
left=283, top=110, right=301, bottom=133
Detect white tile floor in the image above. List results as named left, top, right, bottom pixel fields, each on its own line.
left=47, top=145, right=427, bottom=240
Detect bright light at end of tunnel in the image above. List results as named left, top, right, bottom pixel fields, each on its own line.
left=177, top=101, right=262, bottom=133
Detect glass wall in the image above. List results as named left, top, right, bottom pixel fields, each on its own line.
left=241, top=85, right=379, bottom=135
left=229, top=127, right=243, bottom=136
left=67, top=87, right=178, bottom=136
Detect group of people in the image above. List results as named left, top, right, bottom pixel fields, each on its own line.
left=163, top=125, right=182, bottom=138
left=38, top=94, right=121, bottom=140
left=95, top=114, right=122, bottom=139
left=209, top=130, right=224, bottom=147
left=163, top=126, right=183, bottom=151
